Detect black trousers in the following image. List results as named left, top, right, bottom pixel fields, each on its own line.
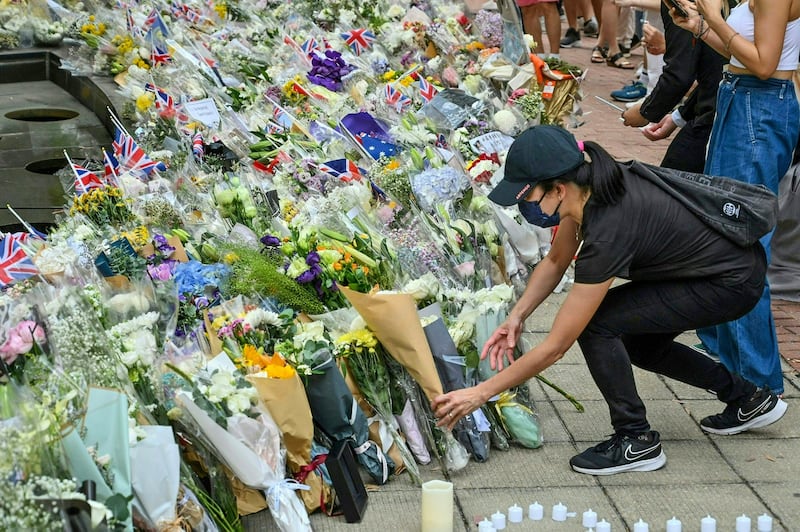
left=576, top=259, right=766, bottom=435
left=660, top=120, right=713, bottom=174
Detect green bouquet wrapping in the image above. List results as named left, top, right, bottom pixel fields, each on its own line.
left=493, top=391, right=542, bottom=449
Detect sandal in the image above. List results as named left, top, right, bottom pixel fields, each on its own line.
left=606, top=51, right=635, bottom=69
left=590, top=46, right=608, bottom=63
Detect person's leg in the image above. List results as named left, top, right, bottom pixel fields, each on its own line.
left=561, top=0, right=582, bottom=47
left=660, top=120, right=713, bottom=174
left=577, top=276, right=762, bottom=435
left=542, top=2, right=562, bottom=55
left=580, top=0, right=598, bottom=35
left=520, top=5, right=545, bottom=53
left=701, top=77, right=800, bottom=394
left=600, top=1, right=633, bottom=67
left=590, top=0, right=603, bottom=26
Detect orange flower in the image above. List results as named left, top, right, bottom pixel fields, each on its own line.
left=333, top=262, right=343, bottom=271
left=266, top=362, right=295, bottom=379
left=362, top=266, right=370, bottom=274
left=386, top=159, right=401, bottom=171
left=242, top=344, right=271, bottom=369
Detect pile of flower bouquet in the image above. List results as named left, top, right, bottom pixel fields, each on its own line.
left=0, top=0, right=585, bottom=529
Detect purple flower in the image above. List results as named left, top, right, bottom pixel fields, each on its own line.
left=307, top=50, right=356, bottom=92
left=154, top=234, right=175, bottom=255
left=148, top=262, right=175, bottom=281
left=260, top=234, right=282, bottom=247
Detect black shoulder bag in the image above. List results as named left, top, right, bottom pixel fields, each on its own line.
left=629, top=161, right=779, bottom=247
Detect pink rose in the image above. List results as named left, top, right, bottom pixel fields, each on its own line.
left=15, top=321, right=46, bottom=346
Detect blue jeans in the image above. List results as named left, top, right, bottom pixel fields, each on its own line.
left=698, top=73, right=800, bottom=395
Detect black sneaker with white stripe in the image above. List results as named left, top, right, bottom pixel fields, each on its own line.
left=570, top=431, right=666, bottom=475
left=701, top=387, right=787, bottom=435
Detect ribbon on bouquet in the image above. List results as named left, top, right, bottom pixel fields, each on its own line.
left=352, top=440, right=389, bottom=483
left=265, top=479, right=311, bottom=512
left=493, top=390, right=534, bottom=421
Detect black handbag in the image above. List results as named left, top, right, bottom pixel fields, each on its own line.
left=630, top=161, right=779, bottom=247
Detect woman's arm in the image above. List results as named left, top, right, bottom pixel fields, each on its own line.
left=700, top=0, right=789, bottom=78
left=480, top=217, right=581, bottom=370
left=432, top=277, right=614, bottom=430
left=674, top=0, right=790, bottom=78
left=508, top=217, right=581, bottom=322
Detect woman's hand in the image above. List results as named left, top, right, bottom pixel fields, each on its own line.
left=432, top=386, right=488, bottom=431
left=694, top=0, right=724, bottom=22
left=480, top=314, right=523, bottom=371
left=642, top=113, right=678, bottom=140
left=622, top=105, right=649, bottom=128
left=667, top=0, right=702, bottom=33
left=642, top=23, right=666, bottom=55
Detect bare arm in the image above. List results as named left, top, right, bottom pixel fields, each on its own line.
left=432, top=277, right=614, bottom=429
left=672, top=0, right=790, bottom=78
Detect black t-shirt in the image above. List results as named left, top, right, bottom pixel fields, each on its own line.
left=575, top=163, right=764, bottom=284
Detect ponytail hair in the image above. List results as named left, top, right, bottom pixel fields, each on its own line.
left=573, top=140, right=626, bottom=205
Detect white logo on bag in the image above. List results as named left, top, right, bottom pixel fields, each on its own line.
left=722, top=202, right=740, bottom=218
left=624, top=443, right=658, bottom=461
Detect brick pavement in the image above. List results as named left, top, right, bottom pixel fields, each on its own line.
left=553, top=29, right=800, bottom=378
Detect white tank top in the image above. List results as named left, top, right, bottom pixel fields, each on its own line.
left=727, top=2, right=800, bottom=72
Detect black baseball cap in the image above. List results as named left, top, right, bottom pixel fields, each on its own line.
left=488, top=125, right=584, bottom=206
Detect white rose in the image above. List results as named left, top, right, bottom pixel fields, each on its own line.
left=448, top=320, right=474, bottom=348
left=293, top=321, right=326, bottom=349
left=493, top=109, right=519, bottom=136
left=402, top=272, right=441, bottom=302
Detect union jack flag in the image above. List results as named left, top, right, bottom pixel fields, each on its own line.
left=192, top=132, right=204, bottom=159
left=126, top=8, right=141, bottom=37
left=9, top=229, right=47, bottom=243
left=151, top=40, right=171, bottom=65
left=71, top=162, right=104, bottom=195
left=144, top=8, right=170, bottom=38
left=301, top=37, right=320, bottom=57
left=113, top=127, right=166, bottom=178
left=103, top=149, right=120, bottom=186
left=435, top=133, right=449, bottom=149
left=318, top=159, right=363, bottom=182
left=272, top=105, right=293, bottom=129
left=0, top=235, right=38, bottom=287
left=340, top=28, right=375, bottom=56
left=144, top=83, right=174, bottom=111
left=418, top=76, right=438, bottom=103
left=384, top=84, right=412, bottom=112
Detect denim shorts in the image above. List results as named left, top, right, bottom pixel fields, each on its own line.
left=705, top=72, right=800, bottom=196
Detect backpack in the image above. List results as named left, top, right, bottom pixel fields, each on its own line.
left=630, top=161, right=779, bottom=247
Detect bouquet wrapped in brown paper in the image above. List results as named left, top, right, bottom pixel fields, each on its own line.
left=340, top=286, right=443, bottom=402
left=247, top=371, right=332, bottom=513
left=340, top=286, right=469, bottom=472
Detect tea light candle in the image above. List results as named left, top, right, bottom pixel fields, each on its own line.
left=478, top=518, right=496, bottom=532
left=552, top=502, right=567, bottom=521
left=421, top=480, right=453, bottom=532
left=507, top=504, right=523, bottom=523
left=633, top=519, right=649, bottom=532
left=757, top=513, right=773, bottom=532
left=666, top=516, right=682, bottom=532
left=595, top=518, right=611, bottom=532
left=582, top=508, right=598, bottom=528
left=736, top=514, right=751, bottom=532
left=491, top=510, right=506, bottom=530
left=701, top=515, right=716, bottom=532
left=528, top=502, right=543, bottom=521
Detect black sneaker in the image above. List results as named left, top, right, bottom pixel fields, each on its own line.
left=560, top=27, right=581, bottom=48
left=701, top=387, right=787, bottom=435
left=570, top=431, right=666, bottom=475
left=583, top=19, right=599, bottom=38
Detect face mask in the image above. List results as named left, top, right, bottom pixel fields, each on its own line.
left=519, top=192, right=562, bottom=228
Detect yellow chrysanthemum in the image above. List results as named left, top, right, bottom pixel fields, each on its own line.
left=136, top=92, right=155, bottom=112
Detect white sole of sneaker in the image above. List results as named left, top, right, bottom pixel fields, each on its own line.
left=701, top=399, right=788, bottom=436
left=571, top=451, right=667, bottom=476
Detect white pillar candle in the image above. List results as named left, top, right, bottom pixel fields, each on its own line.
left=491, top=510, right=506, bottom=530
left=633, top=518, right=649, bottom=532
left=666, top=516, right=682, bottom=532
left=582, top=508, right=598, bottom=527
left=528, top=502, right=543, bottom=520
left=478, top=518, right=496, bottom=532
left=551, top=502, right=567, bottom=521
left=507, top=504, right=523, bottom=523
left=701, top=515, right=716, bottom=532
left=757, top=513, right=773, bottom=531
left=596, top=518, right=611, bottom=532
left=420, top=480, right=453, bottom=532
left=736, top=514, right=751, bottom=532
